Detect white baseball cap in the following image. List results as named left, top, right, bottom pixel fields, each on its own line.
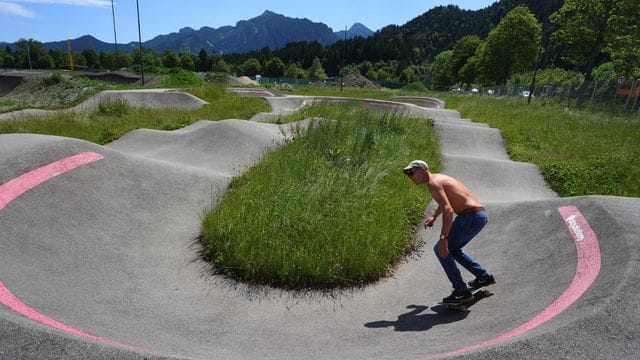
left=403, top=160, right=429, bottom=173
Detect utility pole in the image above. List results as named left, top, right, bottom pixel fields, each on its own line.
left=136, top=0, right=144, bottom=85
left=111, top=0, right=118, bottom=53
left=26, top=41, right=32, bottom=70
left=67, top=40, right=74, bottom=71
left=341, top=25, right=346, bottom=91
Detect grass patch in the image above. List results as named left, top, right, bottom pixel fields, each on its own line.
left=442, top=95, right=640, bottom=197
left=0, top=99, right=30, bottom=113
left=0, top=84, right=270, bottom=144
left=201, top=104, right=440, bottom=289
left=288, top=85, right=397, bottom=100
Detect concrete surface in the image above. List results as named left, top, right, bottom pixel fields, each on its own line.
left=0, top=92, right=639, bottom=360
left=0, top=74, right=26, bottom=97
left=0, top=89, right=207, bottom=122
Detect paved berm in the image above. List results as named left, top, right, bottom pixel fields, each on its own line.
left=0, top=90, right=639, bottom=360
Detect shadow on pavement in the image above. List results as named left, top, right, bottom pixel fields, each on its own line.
left=364, top=304, right=468, bottom=332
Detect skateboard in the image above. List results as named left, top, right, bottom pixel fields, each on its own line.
left=438, top=287, right=493, bottom=311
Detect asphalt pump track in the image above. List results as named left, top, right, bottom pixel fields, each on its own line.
left=1, top=90, right=639, bottom=359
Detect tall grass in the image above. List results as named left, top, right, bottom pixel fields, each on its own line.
left=444, top=95, right=640, bottom=197
left=201, top=104, right=440, bottom=289
left=0, top=84, right=270, bottom=144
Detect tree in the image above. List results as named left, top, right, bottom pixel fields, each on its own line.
left=0, top=48, right=13, bottom=67
left=459, top=54, right=481, bottom=87
left=48, top=49, right=65, bottom=69
left=81, top=49, right=98, bottom=69
left=240, top=58, right=262, bottom=76
left=308, top=57, right=328, bottom=80
left=100, top=52, right=115, bottom=70
left=162, top=50, right=180, bottom=68
left=36, top=54, right=55, bottom=69
left=399, top=67, right=416, bottom=84
left=263, top=56, right=286, bottom=77
left=180, top=53, right=195, bottom=71
left=551, top=0, right=640, bottom=103
left=132, top=47, right=160, bottom=72
left=430, top=50, right=455, bottom=90
left=450, top=35, right=483, bottom=85
left=606, top=1, right=640, bottom=77
left=197, top=48, right=209, bottom=72
left=591, top=62, right=617, bottom=81
left=477, top=6, right=541, bottom=85
left=16, top=38, right=47, bottom=69
left=209, top=54, right=229, bottom=72
left=113, top=51, right=133, bottom=70
left=285, top=63, right=307, bottom=79
left=339, top=64, right=360, bottom=77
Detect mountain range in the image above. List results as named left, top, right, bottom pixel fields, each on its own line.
left=1, top=10, right=373, bottom=55
left=1, top=0, right=561, bottom=61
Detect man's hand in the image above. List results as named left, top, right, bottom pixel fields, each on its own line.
left=437, top=239, right=449, bottom=258
left=424, top=216, right=436, bottom=228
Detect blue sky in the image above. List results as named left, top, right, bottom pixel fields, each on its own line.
left=0, top=0, right=498, bottom=43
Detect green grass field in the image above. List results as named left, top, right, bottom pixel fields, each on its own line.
left=0, top=84, right=270, bottom=144
left=285, top=86, right=639, bottom=197
left=442, top=95, right=640, bottom=197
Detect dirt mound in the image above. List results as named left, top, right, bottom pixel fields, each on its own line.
left=341, top=74, right=379, bottom=89
left=226, top=76, right=258, bottom=86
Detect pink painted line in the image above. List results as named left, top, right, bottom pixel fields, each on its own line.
left=0, top=281, right=145, bottom=351
left=429, top=206, right=601, bottom=359
left=0, top=151, right=103, bottom=211
left=0, top=152, right=148, bottom=352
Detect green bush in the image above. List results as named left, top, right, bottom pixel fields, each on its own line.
left=42, top=73, right=63, bottom=87
left=161, top=69, right=203, bottom=87
left=402, top=81, right=428, bottom=92
left=96, top=99, right=130, bottom=117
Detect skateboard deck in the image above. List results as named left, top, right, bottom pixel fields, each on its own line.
left=438, top=287, right=493, bottom=311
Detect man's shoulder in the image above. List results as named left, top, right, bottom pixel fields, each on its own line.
left=429, top=173, right=453, bottom=184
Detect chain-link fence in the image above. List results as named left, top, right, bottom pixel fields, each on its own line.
left=254, top=76, right=405, bottom=89
left=478, top=79, right=640, bottom=114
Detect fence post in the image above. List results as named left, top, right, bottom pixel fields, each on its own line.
left=566, top=82, right=573, bottom=102
left=632, top=79, right=640, bottom=112
left=591, top=81, right=597, bottom=103
left=624, top=79, right=637, bottom=109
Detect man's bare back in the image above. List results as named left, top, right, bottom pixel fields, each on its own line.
left=426, top=173, right=483, bottom=214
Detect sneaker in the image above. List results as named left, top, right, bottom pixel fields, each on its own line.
left=468, top=274, right=496, bottom=289
left=442, top=289, right=473, bottom=304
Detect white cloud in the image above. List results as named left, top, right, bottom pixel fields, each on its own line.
left=10, top=0, right=111, bottom=7
left=0, top=0, right=110, bottom=18
left=0, top=2, right=37, bottom=17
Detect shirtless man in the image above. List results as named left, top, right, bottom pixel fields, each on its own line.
left=403, top=160, right=495, bottom=303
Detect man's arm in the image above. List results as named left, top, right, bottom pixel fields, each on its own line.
left=424, top=206, right=442, bottom=228
left=427, top=182, right=454, bottom=258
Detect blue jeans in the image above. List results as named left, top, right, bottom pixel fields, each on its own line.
left=433, top=210, right=490, bottom=292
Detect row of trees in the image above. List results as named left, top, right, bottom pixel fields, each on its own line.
left=429, top=0, right=640, bottom=93
left=2, top=0, right=638, bottom=93
left=0, top=41, right=229, bottom=74
left=0, top=40, right=333, bottom=80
